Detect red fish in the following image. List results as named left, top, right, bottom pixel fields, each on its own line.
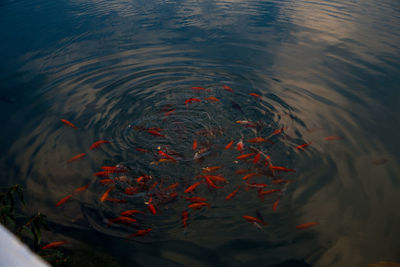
left=128, top=228, right=152, bottom=238
left=324, top=136, right=343, bottom=141
left=237, top=139, right=244, bottom=152
left=136, top=148, right=149, bottom=152
left=225, top=140, right=234, bottom=150
left=205, top=96, right=219, bottom=102
left=183, top=196, right=207, bottom=203
left=60, top=119, right=78, bottom=129
left=271, top=179, right=291, bottom=184
left=158, top=150, right=177, bottom=162
left=243, top=215, right=265, bottom=225
left=242, top=173, right=260, bottom=180
left=108, top=216, right=137, bottom=225
left=296, top=222, right=320, bottom=229
left=296, top=142, right=311, bottom=150
left=41, top=241, right=67, bottom=250
left=74, top=184, right=89, bottom=193
left=100, top=187, right=114, bottom=202
left=56, top=194, right=73, bottom=207
left=249, top=93, right=261, bottom=98
left=101, top=166, right=128, bottom=173
left=184, top=182, right=202, bottom=193
left=202, top=166, right=222, bottom=173
left=236, top=153, right=256, bottom=160
left=273, top=128, right=284, bottom=135
left=182, top=210, right=189, bottom=228
left=226, top=186, right=240, bottom=200
left=235, top=169, right=250, bottom=175
left=90, top=140, right=111, bottom=150
left=67, top=153, right=86, bottom=163
left=148, top=198, right=157, bottom=214
left=94, top=171, right=110, bottom=178
left=120, top=210, right=144, bottom=216
left=269, top=166, right=296, bottom=172
left=223, top=85, right=234, bottom=93
left=165, top=182, right=179, bottom=191
left=124, top=186, right=139, bottom=195
left=247, top=137, right=271, bottom=143
left=272, top=199, right=279, bottom=211
left=185, top=98, right=202, bottom=105
left=164, top=109, right=175, bottom=118
left=204, top=175, right=227, bottom=183
left=253, top=152, right=261, bottom=164
left=245, top=183, right=268, bottom=189
left=148, top=130, right=166, bottom=137
left=99, top=179, right=114, bottom=185
left=188, top=202, right=210, bottom=209
left=258, top=189, right=281, bottom=200
left=192, top=139, right=198, bottom=151
left=203, top=176, right=223, bottom=189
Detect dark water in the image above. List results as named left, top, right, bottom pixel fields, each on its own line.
left=1, top=0, right=400, bottom=266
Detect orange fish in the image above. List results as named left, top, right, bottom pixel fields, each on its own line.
left=269, top=166, right=296, bottom=172
left=296, top=142, right=311, bottom=150
left=164, top=109, right=175, bottom=118
left=236, top=139, right=244, bottom=152
left=249, top=93, right=261, bottom=98
left=235, top=169, right=250, bottom=175
left=225, top=140, right=234, bottom=150
left=67, top=153, right=86, bottom=163
left=324, top=136, right=343, bottom=141
left=56, top=194, right=73, bottom=207
left=188, top=202, right=210, bottom=209
left=183, top=196, right=207, bottom=203
left=60, top=119, right=77, bottom=129
left=242, top=173, right=260, bottom=180
left=223, top=85, right=234, bottom=93
left=243, top=215, right=265, bottom=225
left=182, top=210, right=189, bottom=228
left=90, top=140, right=111, bottom=150
left=205, top=96, right=219, bottom=102
left=192, top=139, right=198, bottom=151
left=74, top=184, right=89, bottom=193
left=226, top=186, right=240, bottom=200
left=101, top=166, right=128, bottom=173
left=128, top=228, right=152, bottom=238
left=202, top=166, right=222, bottom=173
left=253, top=152, right=261, bottom=164
left=99, top=179, right=114, bottom=185
left=41, top=241, right=67, bottom=250
left=237, top=153, right=256, bottom=160
left=184, top=182, right=202, bottom=193
left=245, top=183, right=268, bottom=189
left=100, top=187, right=114, bottom=202
left=247, top=137, right=270, bottom=143
left=296, top=222, right=320, bottom=229
left=272, top=199, right=279, bottom=211
left=273, top=128, right=284, bottom=135
left=204, top=175, right=227, bottom=183
left=120, top=210, right=144, bottom=216
left=185, top=98, right=202, bottom=105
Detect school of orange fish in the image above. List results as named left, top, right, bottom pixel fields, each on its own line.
left=43, top=85, right=344, bottom=250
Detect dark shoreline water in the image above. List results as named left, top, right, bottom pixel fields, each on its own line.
left=1, top=0, right=400, bottom=266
